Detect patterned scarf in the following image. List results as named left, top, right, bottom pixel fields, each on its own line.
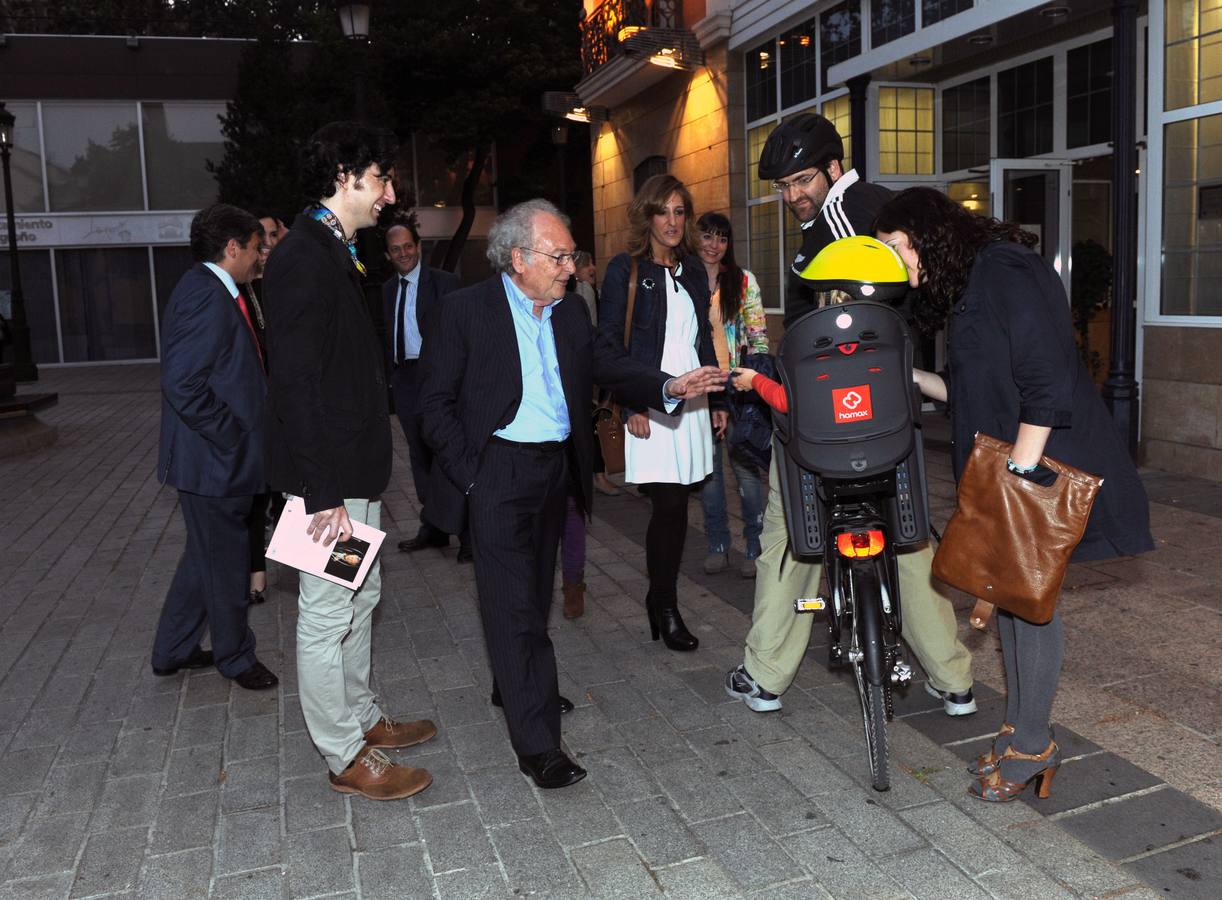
left=309, top=204, right=366, bottom=276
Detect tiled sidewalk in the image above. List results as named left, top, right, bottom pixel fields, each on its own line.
left=0, top=364, right=1215, bottom=899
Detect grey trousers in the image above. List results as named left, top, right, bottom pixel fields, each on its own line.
left=295, top=497, right=384, bottom=774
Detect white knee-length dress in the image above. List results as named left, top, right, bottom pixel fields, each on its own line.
left=624, top=272, right=713, bottom=486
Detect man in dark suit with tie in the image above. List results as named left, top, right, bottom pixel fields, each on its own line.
left=152, top=203, right=278, bottom=691
left=419, top=199, right=724, bottom=789
left=381, top=214, right=463, bottom=555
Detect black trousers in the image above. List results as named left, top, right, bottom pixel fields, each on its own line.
left=392, top=360, right=443, bottom=535
left=468, top=440, right=569, bottom=755
left=152, top=491, right=257, bottom=677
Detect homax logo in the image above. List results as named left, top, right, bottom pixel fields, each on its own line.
left=832, top=385, right=874, bottom=424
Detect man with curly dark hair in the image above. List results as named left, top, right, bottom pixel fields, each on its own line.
left=264, top=122, right=438, bottom=802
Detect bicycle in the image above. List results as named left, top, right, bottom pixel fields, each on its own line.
left=773, top=295, right=929, bottom=792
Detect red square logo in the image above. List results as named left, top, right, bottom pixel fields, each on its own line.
left=832, top=384, right=874, bottom=424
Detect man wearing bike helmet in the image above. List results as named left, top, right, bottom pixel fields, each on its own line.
left=724, top=201, right=976, bottom=719
left=756, top=113, right=894, bottom=326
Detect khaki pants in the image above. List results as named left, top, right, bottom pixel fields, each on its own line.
left=743, top=455, right=972, bottom=696
left=296, top=497, right=384, bottom=774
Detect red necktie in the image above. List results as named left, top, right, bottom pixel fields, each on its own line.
left=235, top=289, right=265, bottom=371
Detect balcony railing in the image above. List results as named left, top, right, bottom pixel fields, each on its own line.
left=580, top=0, right=682, bottom=77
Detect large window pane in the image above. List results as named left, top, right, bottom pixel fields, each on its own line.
left=1165, top=0, right=1222, bottom=110
left=746, top=39, right=778, bottom=122
left=0, top=102, right=44, bottom=213
left=779, top=18, right=819, bottom=110
left=56, top=248, right=156, bottom=361
left=1067, top=39, right=1113, bottom=148
left=878, top=87, right=934, bottom=174
left=823, top=95, right=853, bottom=170
left=747, top=122, right=777, bottom=200
left=43, top=103, right=143, bottom=212
left=1161, top=113, right=1222, bottom=315
left=0, top=250, right=58, bottom=364
left=997, top=57, right=1054, bottom=157
left=143, top=102, right=225, bottom=210
left=922, top=0, right=972, bottom=27
left=873, top=0, right=915, bottom=48
left=153, top=246, right=196, bottom=322
left=748, top=202, right=782, bottom=311
left=821, top=1, right=862, bottom=91
left=942, top=77, right=990, bottom=172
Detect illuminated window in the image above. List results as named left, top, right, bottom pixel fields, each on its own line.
left=878, top=87, right=934, bottom=175
left=873, top=0, right=915, bottom=48
left=748, top=203, right=783, bottom=311
left=746, top=39, right=778, bottom=121
left=942, top=77, right=989, bottom=172
left=780, top=18, right=820, bottom=108
left=747, top=122, right=777, bottom=200
left=947, top=181, right=990, bottom=217
left=822, top=94, right=853, bottom=171
left=821, top=1, right=861, bottom=90
left=1161, top=113, right=1222, bottom=315
left=1165, top=0, right=1222, bottom=110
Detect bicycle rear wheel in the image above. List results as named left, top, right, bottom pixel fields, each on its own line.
left=849, top=565, right=890, bottom=791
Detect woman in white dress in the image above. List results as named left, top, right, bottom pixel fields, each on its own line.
left=598, top=175, right=727, bottom=651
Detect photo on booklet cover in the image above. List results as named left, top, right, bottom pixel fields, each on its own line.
left=325, top=536, right=370, bottom=583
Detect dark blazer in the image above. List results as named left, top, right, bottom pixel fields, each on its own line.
left=262, top=214, right=392, bottom=513
left=157, top=263, right=266, bottom=497
left=381, top=264, right=460, bottom=363
left=598, top=253, right=723, bottom=416
left=945, top=242, right=1154, bottom=561
left=418, top=274, right=680, bottom=535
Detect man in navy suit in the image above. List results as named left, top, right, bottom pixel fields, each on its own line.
left=380, top=215, right=464, bottom=554
left=151, top=204, right=278, bottom=691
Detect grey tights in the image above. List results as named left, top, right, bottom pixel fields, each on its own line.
left=997, top=610, right=1063, bottom=771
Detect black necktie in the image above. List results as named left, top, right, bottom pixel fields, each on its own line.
left=396, top=276, right=408, bottom=364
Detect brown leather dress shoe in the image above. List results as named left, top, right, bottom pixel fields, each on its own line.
left=363, top=715, right=438, bottom=749
left=329, top=747, right=432, bottom=801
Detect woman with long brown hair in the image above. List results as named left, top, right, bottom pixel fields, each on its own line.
left=875, top=186, right=1153, bottom=802
left=599, top=174, right=726, bottom=651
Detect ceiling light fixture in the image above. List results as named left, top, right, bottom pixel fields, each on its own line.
left=1040, top=6, right=1071, bottom=19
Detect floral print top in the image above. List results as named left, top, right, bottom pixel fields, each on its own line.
left=715, top=269, right=770, bottom=369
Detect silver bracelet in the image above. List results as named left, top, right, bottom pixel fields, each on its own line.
left=1006, top=457, right=1037, bottom=474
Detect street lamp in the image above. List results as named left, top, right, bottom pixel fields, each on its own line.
left=338, top=4, right=372, bottom=121
left=0, top=101, right=36, bottom=382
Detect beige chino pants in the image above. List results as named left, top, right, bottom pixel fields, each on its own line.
left=295, top=497, right=385, bottom=774
left=743, top=455, right=973, bottom=696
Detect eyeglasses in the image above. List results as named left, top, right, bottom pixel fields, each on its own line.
left=770, top=172, right=821, bottom=194
left=518, top=247, right=581, bottom=267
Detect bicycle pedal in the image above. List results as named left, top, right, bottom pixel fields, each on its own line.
left=890, top=661, right=913, bottom=685
left=794, top=596, right=827, bottom=613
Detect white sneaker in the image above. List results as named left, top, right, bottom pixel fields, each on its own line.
left=924, top=682, right=978, bottom=716
left=725, top=665, right=782, bottom=712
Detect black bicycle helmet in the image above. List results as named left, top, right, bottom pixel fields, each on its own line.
left=757, top=113, right=845, bottom=181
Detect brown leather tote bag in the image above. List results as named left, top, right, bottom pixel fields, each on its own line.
left=931, top=433, right=1103, bottom=624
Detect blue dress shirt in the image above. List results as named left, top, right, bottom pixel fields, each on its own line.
left=394, top=264, right=423, bottom=361
left=495, top=273, right=571, bottom=443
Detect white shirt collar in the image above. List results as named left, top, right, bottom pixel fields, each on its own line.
left=203, top=262, right=240, bottom=298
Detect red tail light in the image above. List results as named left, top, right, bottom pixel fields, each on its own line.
left=836, top=530, right=886, bottom=558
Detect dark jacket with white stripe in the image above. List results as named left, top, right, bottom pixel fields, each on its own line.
left=784, top=169, right=894, bottom=326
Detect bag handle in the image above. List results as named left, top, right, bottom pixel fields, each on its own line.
left=624, top=257, right=638, bottom=348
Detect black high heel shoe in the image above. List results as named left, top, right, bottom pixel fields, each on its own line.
left=646, top=593, right=698, bottom=652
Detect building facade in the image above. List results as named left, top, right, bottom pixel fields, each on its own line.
left=576, top=0, right=1221, bottom=479
left=0, top=33, right=497, bottom=367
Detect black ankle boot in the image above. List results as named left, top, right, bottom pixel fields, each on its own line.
left=646, top=592, right=698, bottom=652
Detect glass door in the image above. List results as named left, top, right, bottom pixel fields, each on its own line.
left=989, top=159, right=1074, bottom=297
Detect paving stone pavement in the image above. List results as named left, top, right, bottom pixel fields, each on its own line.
left=0, top=364, right=1217, bottom=899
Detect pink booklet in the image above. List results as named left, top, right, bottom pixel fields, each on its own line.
left=266, top=496, right=386, bottom=589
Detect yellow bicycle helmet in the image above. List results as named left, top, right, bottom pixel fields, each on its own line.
left=797, top=236, right=909, bottom=303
